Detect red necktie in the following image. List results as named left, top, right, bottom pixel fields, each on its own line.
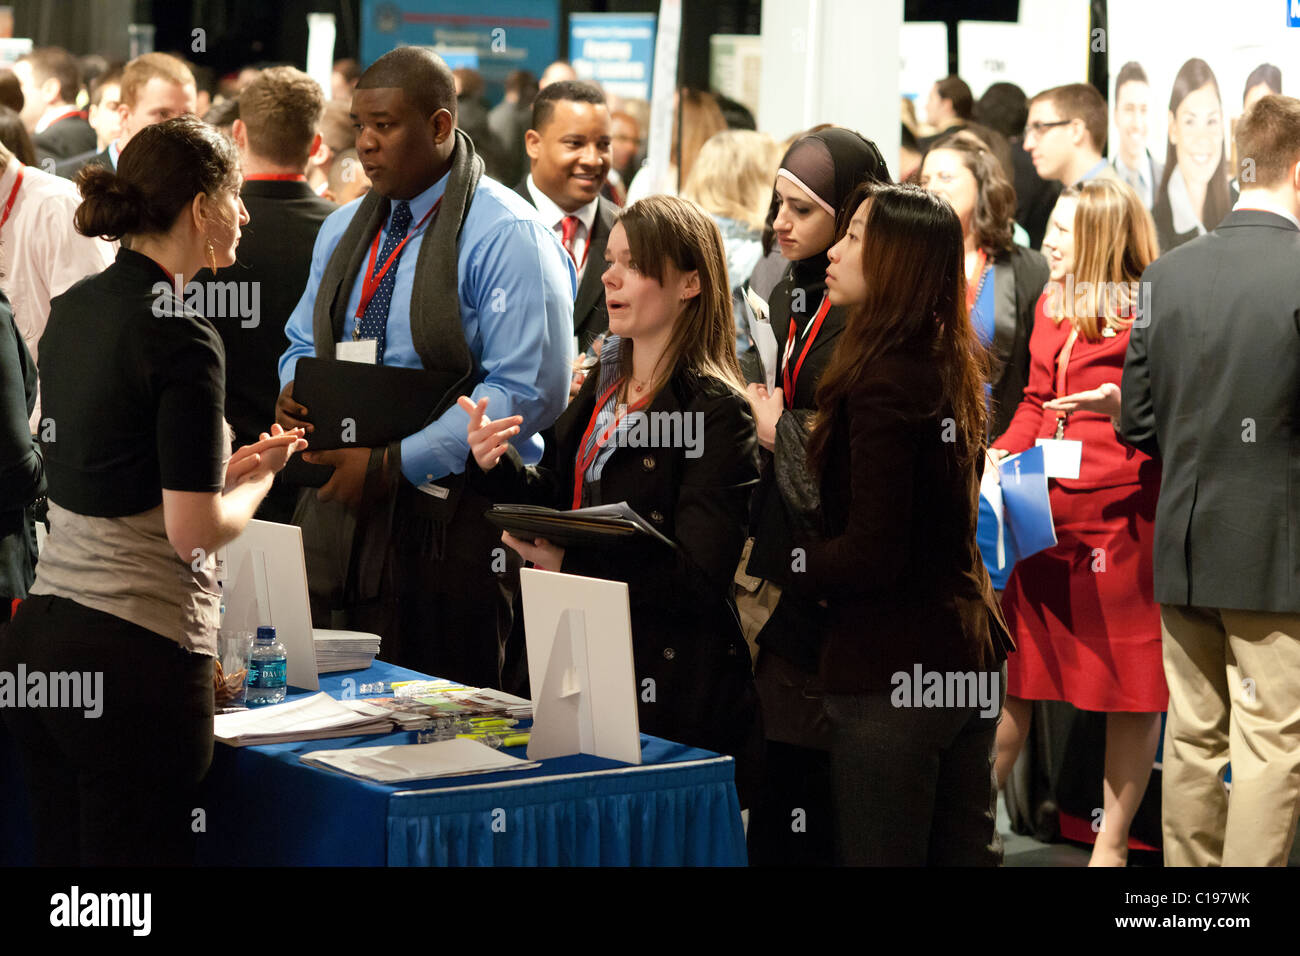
left=559, top=215, right=579, bottom=266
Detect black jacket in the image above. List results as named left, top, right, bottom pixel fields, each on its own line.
left=515, top=178, right=618, bottom=351
left=1121, top=208, right=1300, bottom=612
left=989, top=244, right=1050, bottom=439
left=744, top=256, right=847, bottom=670
left=0, top=291, right=44, bottom=602
left=55, top=145, right=111, bottom=180
left=466, top=359, right=762, bottom=780
left=33, top=114, right=96, bottom=165
left=789, top=349, right=1013, bottom=694
left=193, top=179, right=335, bottom=451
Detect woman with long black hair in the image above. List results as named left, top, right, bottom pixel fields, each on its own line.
left=741, top=127, right=890, bottom=865
left=798, top=182, right=1013, bottom=865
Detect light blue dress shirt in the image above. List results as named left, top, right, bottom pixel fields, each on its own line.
left=277, top=171, right=577, bottom=485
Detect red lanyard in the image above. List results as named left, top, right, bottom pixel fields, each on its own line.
left=46, top=109, right=85, bottom=126
left=0, top=168, right=22, bottom=230
left=244, top=173, right=306, bottom=181
left=354, top=198, right=442, bottom=322
left=781, top=294, right=831, bottom=405
left=1052, top=325, right=1080, bottom=438
left=571, top=379, right=651, bottom=509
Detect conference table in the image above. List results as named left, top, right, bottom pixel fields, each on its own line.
left=0, top=661, right=746, bottom=866
left=200, top=661, right=748, bottom=866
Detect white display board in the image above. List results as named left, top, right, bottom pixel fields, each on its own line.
left=220, top=519, right=320, bottom=692
left=900, top=21, right=948, bottom=113
left=957, top=3, right=1090, bottom=104
left=520, top=567, right=642, bottom=765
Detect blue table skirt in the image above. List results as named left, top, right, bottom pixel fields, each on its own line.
left=196, top=662, right=747, bottom=866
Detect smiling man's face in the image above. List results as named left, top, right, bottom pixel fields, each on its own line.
left=526, top=99, right=612, bottom=213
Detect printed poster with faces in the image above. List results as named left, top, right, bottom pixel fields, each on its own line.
left=1107, top=0, right=1300, bottom=243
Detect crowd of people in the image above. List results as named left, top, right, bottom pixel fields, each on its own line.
left=0, top=41, right=1297, bottom=870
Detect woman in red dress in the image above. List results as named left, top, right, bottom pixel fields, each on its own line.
left=990, top=178, right=1165, bottom=866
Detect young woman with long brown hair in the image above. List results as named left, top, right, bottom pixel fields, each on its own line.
left=990, top=177, right=1164, bottom=866
left=458, top=195, right=762, bottom=800
left=791, top=182, right=1013, bottom=865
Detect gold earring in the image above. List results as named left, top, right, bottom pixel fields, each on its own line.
left=205, top=238, right=217, bottom=273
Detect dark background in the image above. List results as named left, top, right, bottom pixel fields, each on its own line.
left=10, top=1, right=1104, bottom=99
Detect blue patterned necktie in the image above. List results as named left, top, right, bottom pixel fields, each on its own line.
left=355, top=199, right=412, bottom=363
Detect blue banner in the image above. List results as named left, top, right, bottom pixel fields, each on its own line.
left=569, top=12, right=657, bottom=102
left=361, top=0, right=561, bottom=102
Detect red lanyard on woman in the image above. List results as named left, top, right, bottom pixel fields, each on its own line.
left=781, top=294, right=831, bottom=406
left=0, top=168, right=23, bottom=230
left=571, top=379, right=652, bottom=509
left=244, top=173, right=307, bottom=181
left=353, top=198, right=442, bottom=324
left=1052, top=325, right=1080, bottom=439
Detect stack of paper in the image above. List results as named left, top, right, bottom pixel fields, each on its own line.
left=213, top=692, right=394, bottom=746
left=300, top=738, right=541, bottom=784
left=312, top=629, right=382, bottom=673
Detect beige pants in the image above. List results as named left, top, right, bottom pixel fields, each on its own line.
left=1160, top=604, right=1300, bottom=866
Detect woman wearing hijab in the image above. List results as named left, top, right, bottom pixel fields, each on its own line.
left=741, top=127, right=890, bottom=866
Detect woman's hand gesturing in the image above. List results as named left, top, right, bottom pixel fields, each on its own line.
left=457, top=395, right=523, bottom=472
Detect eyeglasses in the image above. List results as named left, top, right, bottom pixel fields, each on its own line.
left=1023, top=120, right=1073, bottom=138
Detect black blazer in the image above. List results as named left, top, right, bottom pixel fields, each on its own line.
left=788, top=349, right=1013, bottom=694
left=743, top=257, right=847, bottom=670
left=514, top=178, right=618, bottom=351
left=192, top=179, right=335, bottom=451
left=33, top=114, right=96, bottom=165
left=1121, top=208, right=1300, bottom=612
left=0, top=291, right=44, bottom=601
left=55, top=145, right=111, bottom=180
left=988, top=244, right=1050, bottom=439
left=466, top=359, right=762, bottom=775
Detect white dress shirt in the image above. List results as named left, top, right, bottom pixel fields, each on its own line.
left=0, top=156, right=116, bottom=428
left=1233, top=193, right=1300, bottom=229
left=526, top=173, right=598, bottom=269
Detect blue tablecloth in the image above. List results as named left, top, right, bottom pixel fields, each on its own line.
left=194, top=662, right=747, bottom=866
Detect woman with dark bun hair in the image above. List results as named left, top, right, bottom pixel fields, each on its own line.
left=0, top=116, right=306, bottom=865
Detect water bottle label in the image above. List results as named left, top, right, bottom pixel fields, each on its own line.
left=249, top=658, right=287, bottom=688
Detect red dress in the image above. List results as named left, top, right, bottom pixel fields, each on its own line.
left=993, top=295, right=1167, bottom=712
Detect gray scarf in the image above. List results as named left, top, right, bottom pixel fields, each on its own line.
left=312, top=127, right=482, bottom=430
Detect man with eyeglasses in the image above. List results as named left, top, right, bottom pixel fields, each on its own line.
left=1023, top=83, right=1120, bottom=189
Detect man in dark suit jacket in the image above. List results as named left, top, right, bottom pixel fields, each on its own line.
left=193, top=66, right=334, bottom=523
left=1120, top=94, right=1300, bottom=867
left=57, top=52, right=195, bottom=179
left=516, top=79, right=618, bottom=354
left=14, top=48, right=96, bottom=165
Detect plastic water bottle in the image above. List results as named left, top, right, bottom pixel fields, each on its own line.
left=246, top=625, right=287, bottom=706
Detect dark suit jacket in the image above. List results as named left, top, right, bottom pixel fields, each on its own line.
left=1012, top=139, right=1061, bottom=250
left=192, top=179, right=335, bottom=451
left=466, top=359, right=762, bottom=781
left=788, top=348, right=1013, bottom=694
left=33, top=114, right=96, bottom=165
left=0, top=291, right=44, bottom=601
left=514, top=178, right=618, bottom=351
left=55, top=145, right=111, bottom=180
left=1121, top=208, right=1300, bottom=613
left=989, top=244, right=1050, bottom=438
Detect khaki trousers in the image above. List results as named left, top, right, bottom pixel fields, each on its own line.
left=1160, top=604, right=1300, bottom=866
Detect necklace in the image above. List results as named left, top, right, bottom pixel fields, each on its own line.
left=630, top=375, right=649, bottom=394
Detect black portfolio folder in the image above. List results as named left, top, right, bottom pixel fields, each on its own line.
left=486, top=503, right=675, bottom=550
left=281, top=357, right=443, bottom=487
